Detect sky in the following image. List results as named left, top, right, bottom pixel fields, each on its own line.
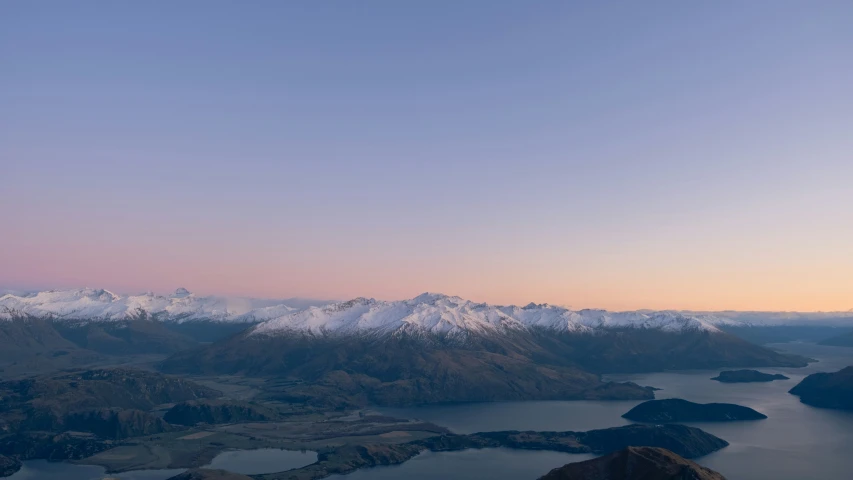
left=2, top=1, right=852, bottom=311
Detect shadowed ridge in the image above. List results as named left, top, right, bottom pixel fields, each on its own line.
left=167, top=469, right=254, bottom=480
left=538, top=446, right=727, bottom=480
left=789, top=366, right=853, bottom=410
left=622, top=398, right=767, bottom=422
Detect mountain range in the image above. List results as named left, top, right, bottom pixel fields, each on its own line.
left=157, top=293, right=809, bottom=406
left=5, top=288, right=851, bottom=329
left=0, top=288, right=822, bottom=405
left=0, top=288, right=301, bottom=323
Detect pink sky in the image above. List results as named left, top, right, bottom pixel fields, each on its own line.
left=3, top=2, right=852, bottom=311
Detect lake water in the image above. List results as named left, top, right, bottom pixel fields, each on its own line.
left=6, top=460, right=184, bottom=480
left=375, top=343, right=853, bottom=480
left=204, top=448, right=317, bottom=474
left=327, top=448, right=595, bottom=480
left=7, top=448, right=316, bottom=479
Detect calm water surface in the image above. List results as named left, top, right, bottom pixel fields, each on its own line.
left=327, top=448, right=595, bottom=480
left=204, top=448, right=317, bottom=474
left=8, top=448, right=316, bottom=479
left=378, top=343, right=853, bottom=480
left=7, top=460, right=183, bottom=480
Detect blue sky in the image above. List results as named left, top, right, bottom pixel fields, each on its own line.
left=2, top=1, right=852, bottom=310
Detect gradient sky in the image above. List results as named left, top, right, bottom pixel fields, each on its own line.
left=2, top=1, right=852, bottom=311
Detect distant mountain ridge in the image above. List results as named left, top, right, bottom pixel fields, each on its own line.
left=4, top=288, right=852, bottom=331
left=249, top=293, right=724, bottom=338
left=818, top=330, right=853, bottom=347
left=0, top=288, right=310, bottom=323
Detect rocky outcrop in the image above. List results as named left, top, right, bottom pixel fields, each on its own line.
left=0, top=368, right=218, bottom=442
left=538, top=446, right=727, bottom=480
left=789, top=366, right=853, bottom=410
left=62, top=408, right=175, bottom=439
left=0, top=368, right=221, bottom=418
left=711, top=370, right=788, bottom=383
left=622, top=399, right=767, bottom=422
left=164, top=400, right=280, bottom=426
left=0, top=454, right=21, bottom=477
left=0, top=432, right=114, bottom=461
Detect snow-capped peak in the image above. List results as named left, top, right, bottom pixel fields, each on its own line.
left=171, top=287, right=192, bottom=298
left=249, top=292, right=722, bottom=338
left=6, top=288, right=850, bottom=335
left=0, top=288, right=298, bottom=323
left=251, top=292, right=522, bottom=337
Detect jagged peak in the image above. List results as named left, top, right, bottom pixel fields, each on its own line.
left=172, top=287, right=192, bottom=298
left=249, top=294, right=723, bottom=338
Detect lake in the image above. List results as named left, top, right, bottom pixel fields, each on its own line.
left=327, top=448, right=595, bottom=480
left=6, top=460, right=183, bottom=480
left=204, top=448, right=317, bottom=474
left=377, top=343, right=853, bottom=480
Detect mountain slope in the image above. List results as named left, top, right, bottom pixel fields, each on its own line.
left=161, top=295, right=807, bottom=406
left=818, top=330, right=853, bottom=347
left=0, top=368, right=221, bottom=437
left=168, top=294, right=808, bottom=375
left=0, top=316, right=107, bottom=375
left=531, top=328, right=808, bottom=373
left=161, top=331, right=654, bottom=406
left=3, top=290, right=812, bottom=372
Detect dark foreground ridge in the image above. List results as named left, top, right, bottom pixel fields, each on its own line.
left=789, top=366, right=853, bottom=410
left=622, top=398, right=767, bottom=422
left=538, top=446, right=727, bottom=480
left=711, top=369, right=789, bottom=383
left=168, top=469, right=254, bottom=480
left=0, top=455, right=20, bottom=477
left=249, top=424, right=727, bottom=480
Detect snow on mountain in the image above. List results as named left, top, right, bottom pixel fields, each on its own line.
left=0, top=288, right=295, bottom=323
left=5, top=288, right=849, bottom=336
left=682, top=311, right=853, bottom=327
left=234, top=304, right=297, bottom=322
left=250, top=292, right=722, bottom=338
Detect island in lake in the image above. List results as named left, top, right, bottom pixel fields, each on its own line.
left=622, top=398, right=767, bottom=422
left=711, top=369, right=789, bottom=383
left=538, top=446, right=727, bottom=480
left=789, top=366, right=853, bottom=410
